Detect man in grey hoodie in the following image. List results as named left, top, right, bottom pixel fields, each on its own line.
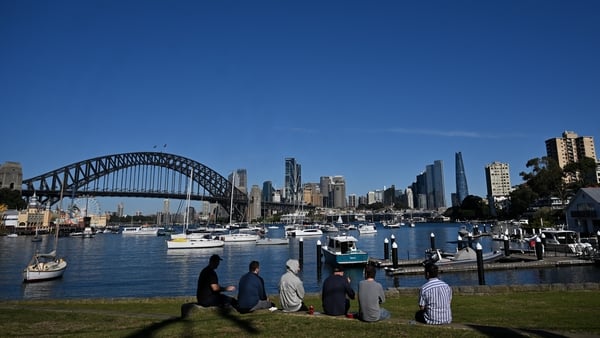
left=278, top=259, right=308, bottom=312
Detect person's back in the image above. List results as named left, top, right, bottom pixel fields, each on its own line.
left=237, top=261, right=272, bottom=313
left=416, top=262, right=453, bottom=324
left=419, top=278, right=452, bottom=324
left=322, top=267, right=355, bottom=316
left=358, top=265, right=389, bottom=322
left=279, top=259, right=306, bottom=312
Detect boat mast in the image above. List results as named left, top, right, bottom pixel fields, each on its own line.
left=184, top=167, right=193, bottom=232
left=229, top=172, right=235, bottom=225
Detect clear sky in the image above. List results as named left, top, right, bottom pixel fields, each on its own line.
left=2, top=1, right=599, bottom=215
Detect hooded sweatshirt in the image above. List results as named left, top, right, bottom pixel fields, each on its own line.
left=278, top=259, right=305, bottom=312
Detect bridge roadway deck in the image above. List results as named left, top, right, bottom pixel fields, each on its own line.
left=368, top=253, right=596, bottom=276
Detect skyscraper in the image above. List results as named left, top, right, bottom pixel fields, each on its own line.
left=285, top=158, right=301, bottom=204
left=414, top=160, right=446, bottom=210
left=455, top=152, right=469, bottom=205
left=262, top=181, right=274, bottom=202
left=229, top=169, right=248, bottom=194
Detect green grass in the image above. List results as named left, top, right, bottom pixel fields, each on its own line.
left=1, top=290, right=599, bottom=337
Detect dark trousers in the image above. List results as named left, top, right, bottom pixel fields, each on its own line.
left=415, top=309, right=427, bottom=324
left=198, top=293, right=237, bottom=308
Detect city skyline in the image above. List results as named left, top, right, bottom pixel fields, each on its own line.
left=2, top=1, right=599, bottom=214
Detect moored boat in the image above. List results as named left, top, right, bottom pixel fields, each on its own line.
left=122, top=226, right=160, bottom=236
left=286, top=228, right=323, bottom=237
left=321, top=234, right=368, bottom=265
left=358, top=223, right=377, bottom=234
left=23, top=224, right=67, bottom=282
left=256, top=237, right=289, bottom=245
left=424, top=247, right=503, bottom=266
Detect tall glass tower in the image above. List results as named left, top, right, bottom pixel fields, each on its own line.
left=285, top=158, right=301, bottom=204
left=455, top=152, right=469, bottom=205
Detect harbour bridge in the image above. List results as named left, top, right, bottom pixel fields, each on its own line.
left=21, top=152, right=259, bottom=221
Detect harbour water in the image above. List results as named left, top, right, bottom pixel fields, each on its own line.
left=1, top=222, right=599, bottom=300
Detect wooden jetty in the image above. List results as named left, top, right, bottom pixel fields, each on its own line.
left=378, top=253, right=595, bottom=276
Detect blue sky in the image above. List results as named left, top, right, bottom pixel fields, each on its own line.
left=2, top=1, right=599, bottom=215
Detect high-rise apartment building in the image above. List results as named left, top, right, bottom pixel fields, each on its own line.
left=455, top=152, right=469, bottom=205
left=0, top=161, right=22, bottom=191
left=302, top=183, right=322, bottom=207
left=285, top=158, right=301, bottom=204
left=485, top=162, right=511, bottom=197
left=545, top=131, right=597, bottom=168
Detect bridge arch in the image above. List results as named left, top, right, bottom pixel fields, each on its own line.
left=21, top=152, right=248, bottom=221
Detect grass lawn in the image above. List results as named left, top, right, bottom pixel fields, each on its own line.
left=0, top=289, right=599, bottom=337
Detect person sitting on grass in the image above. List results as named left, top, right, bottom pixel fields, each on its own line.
left=237, top=260, right=275, bottom=313
left=358, top=265, right=389, bottom=322
left=322, top=265, right=355, bottom=316
left=196, top=254, right=238, bottom=309
left=415, top=262, right=452, bottom=324
left=278, top=259, right=308, bottom=312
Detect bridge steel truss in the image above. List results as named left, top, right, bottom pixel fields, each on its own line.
left=21, top=152, right=248, bottom=221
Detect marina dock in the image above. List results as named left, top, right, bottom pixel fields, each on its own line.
left=370, top=253, right=596, bottom=276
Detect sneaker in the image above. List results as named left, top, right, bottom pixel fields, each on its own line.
left=268, top=306, right=278, bottom=312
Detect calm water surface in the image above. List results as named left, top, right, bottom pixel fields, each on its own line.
left=1, top=223, right=599, bottom=300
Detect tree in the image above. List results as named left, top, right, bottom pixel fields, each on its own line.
left=508, top=185, right=537, bottom=219
left=519, top=157, right=563, bottom=199
left=0, top=188, right=27, bottom=210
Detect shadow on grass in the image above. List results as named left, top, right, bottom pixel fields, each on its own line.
left=125, top=307, right=259, bottom=337
left=465, top=324, right=569, bottom=338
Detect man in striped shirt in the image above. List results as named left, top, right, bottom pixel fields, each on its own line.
left=415, top=262, right=452, bottom=324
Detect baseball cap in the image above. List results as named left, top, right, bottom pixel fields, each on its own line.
left=210, top=254, right=223, bottom=262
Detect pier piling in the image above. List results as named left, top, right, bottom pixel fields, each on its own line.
left=384, top=238, right=389, bottom=260
left=503, top=235, right=510, bottom=257
left=476, top=243, right=485, bottom=285
left=430, top=232, right=436, bottom=250
left=299, top=237, right=304, bottom=267
left=392, top=242, right=398, bottom=269
left=535, top=237, right=543, bottom=260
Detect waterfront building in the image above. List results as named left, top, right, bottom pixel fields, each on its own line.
left=367, top=191, right=376, bottom=205
left=455, top=152, right=469, bottom=206
left=565, top=187, right=600, bottom=236
left=284, top=158, right=301, bottom=204
left=0, top=161, right=22, bottom=191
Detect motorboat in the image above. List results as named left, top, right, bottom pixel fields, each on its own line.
left=321, top=234, right=368, bottom=265
left=286, top=228, right=323, bottom=237
left=322, top=224, right=340, bottom=233
left=122, top=226, right=160, bottom=236
left=424, top=247, right=503, bottom=267
left=358, top=223, right=377, bottom=234
left=538, top=229, right=593, bottom=255
left=256, top=237, right=289, bottom=245
left=23, top=224, right=67, bottom=282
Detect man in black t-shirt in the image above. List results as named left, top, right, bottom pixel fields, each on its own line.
left=196, top=254, right=237, bottom=308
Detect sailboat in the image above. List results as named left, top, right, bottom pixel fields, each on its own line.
left=219, top=173, right=260, bottom=242
left=23, top=223, right=67, bottom=282
left=31, top=223, right=42, bottom=242
left=166, top=168, right=224, bottom=249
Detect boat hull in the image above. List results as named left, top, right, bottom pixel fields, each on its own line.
left=23, top=259, right=67, bottom=282
left=166, top=238, right=224, bottom=249
left=256, top=238, right=289, bottom=245
left=321, top=248, right=368, bottom=265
